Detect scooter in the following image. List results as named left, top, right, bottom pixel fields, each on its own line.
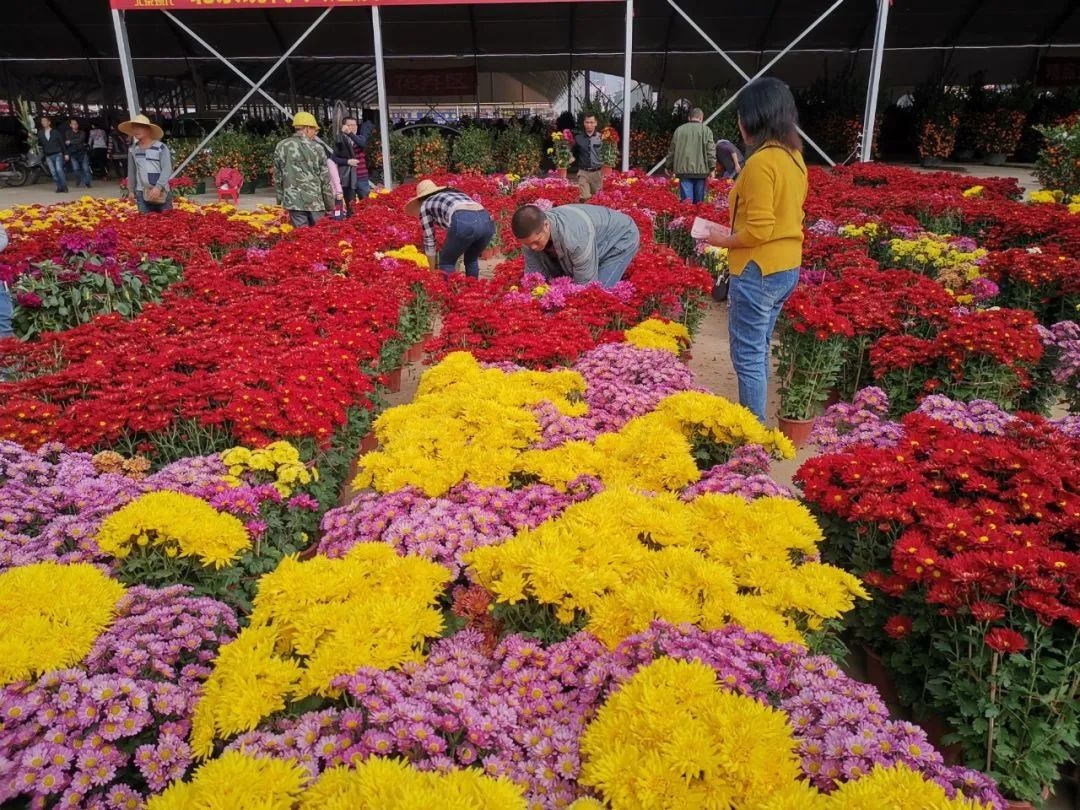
left=0, top=152, right=44, bottom=187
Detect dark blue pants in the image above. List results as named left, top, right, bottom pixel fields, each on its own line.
left=439, top=209, right=495, bottom=279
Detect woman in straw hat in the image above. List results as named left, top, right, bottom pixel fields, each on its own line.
left=120, top=114, right=172, bottom=214
left=404, top=179, right=495, bottom=279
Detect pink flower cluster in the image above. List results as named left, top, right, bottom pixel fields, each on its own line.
left=0, top=585, right=237, bottom=808
left=681, top=445, right=792, bottom=501
left=503, top=273, right=635, bottom=312
left=534, top=342, right=699, bottom=447
left=318, top=479, right=600, bottom=576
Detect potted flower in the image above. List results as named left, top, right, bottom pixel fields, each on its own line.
left=772, top=288, right=851, bottom=445
left=973, top=101, right=1029, bottom=166
left=600, top=126, right=621, bottom=174
left=548, top=129, right=574, bottom=177
left=1034, top=113, right=1080, bottom=197
left=451, top=127, right=495, bottom=175
left=914, top=87, right=963, bottom=166
left=168, top=176, right=195, bottom=199
left=799, top=404, right=1080, bottom=809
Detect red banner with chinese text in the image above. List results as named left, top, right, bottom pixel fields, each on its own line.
left=111, top=0, right=619, bottom=9
left=387, top=68, right=477, bottom=96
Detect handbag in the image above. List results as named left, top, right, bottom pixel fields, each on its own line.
left=711, top=273, right=730, bottom=302
left=136, top=143, right=168, bottom=205
left=143, top=184, right=166, bottom=204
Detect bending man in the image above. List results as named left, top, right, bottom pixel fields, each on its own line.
left=512, top=204, right=639, bottom=289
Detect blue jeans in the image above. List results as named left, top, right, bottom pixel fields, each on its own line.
left=44, top=154, right=67, bottom=191
left=728, top=261, right=800, bottom=424
left=0, top=282, right=12, bottom=339
left=70, top=153, right=92, bottom=186
left=439, top=209, right=495, bottom=279
left=135, top=190, right=173, bottom=214
left=597, top=229, right=641, bottom=288
left=678, top=177, right=706, bottom=204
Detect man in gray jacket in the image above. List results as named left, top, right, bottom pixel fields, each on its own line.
left=511, top=204, right=640, bottom=289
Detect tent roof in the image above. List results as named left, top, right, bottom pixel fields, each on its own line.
left=3, top=0, right=1078, bottom=104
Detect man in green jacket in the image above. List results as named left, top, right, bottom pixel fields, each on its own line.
left=666, top=108, right=717, bottom=204
left=274, top=111, right=334, bottom=228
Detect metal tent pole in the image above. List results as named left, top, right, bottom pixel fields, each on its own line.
left=860, top=0, right=890, bottom=163
left=373, top=6, right=394, bottom=189
left=110, top=9, right=140, bottom=117
left=170, top=6, right=333, bottom=179
left=621, top=0, right=633, bottom=172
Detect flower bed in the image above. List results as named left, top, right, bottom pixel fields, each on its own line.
left=14, top=163, right=1080, bottom=807
left=798, top=393, right=1080, bottom=802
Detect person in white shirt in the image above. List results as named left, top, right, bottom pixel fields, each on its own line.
left=89, top=123, right=108, bottom=179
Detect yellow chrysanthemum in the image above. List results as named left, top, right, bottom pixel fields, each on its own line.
left=838, top=222, right=882, bottom=239
left=378, top=244, right=430, bottom=268
left=466, top=489, right=865, bottom=648
left=146, top=751, right=309, bottom=810
left=355, top=353, right=585, bottom=496
left=220, top=440, right=315, bottom=496
left=190, top=545, right=449, bottom=756
left=961, top=185, right=984, bottom=198
left=298, top=759, right=527, bottom=809
left=623, top=318, right=691, bottom=354
left=1029, top=189, right=1064, bottom=205
left=579, top=658, right=802, bottom=807
left=0, top=563, right=126, bottom=686
left=826, top=764, right=994, bottom=809
left=96, top=491, right=251, bottom=569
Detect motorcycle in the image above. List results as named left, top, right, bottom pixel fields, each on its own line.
left=0, top=152, right=44, bottom=187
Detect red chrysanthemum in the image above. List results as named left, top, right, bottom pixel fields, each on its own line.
left=984, top=627, right=1028, bottom=654
left=884, top=615, right=913, bottom=640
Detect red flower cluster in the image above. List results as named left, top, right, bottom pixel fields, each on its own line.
left=0, top=239, right=436, bottom=451
left=798, top=412, right=1080, bottom=634
left=429, top=249, right=709, bottom=368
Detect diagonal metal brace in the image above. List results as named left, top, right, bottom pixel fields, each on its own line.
left=163, top=10, right=292, bottom=118
left=648, top=0, right=847, bottom=175
left=171, top=7, right=333, bottom=179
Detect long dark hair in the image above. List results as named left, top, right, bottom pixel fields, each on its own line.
left=736, top=78, right=802, bottom=153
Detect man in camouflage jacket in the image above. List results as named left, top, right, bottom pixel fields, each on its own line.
left=274, top=111, right=334, bottom=228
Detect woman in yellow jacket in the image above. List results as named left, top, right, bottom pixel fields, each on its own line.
left=706, top=78, right=807, bottom=424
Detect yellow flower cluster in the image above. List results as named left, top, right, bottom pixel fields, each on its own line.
left=96, top=491, right=251, bottom=569
left=518, top=392, right=793, bottom=493
left=1069, top=194, right=1080, bottom=216
left=190, top=545, right=449, bottom=755
left=0, top=197, right=284, bottom=237
left=146, top=751, right=309, bottom=810
left=377, top=244, right=431, bottom=268
left=578, top=658, right=991, bottom=810
left=888, top=233, right=989, bottom=303
left=150, top=752, right=527, bottom=810
left=837, top=222, right=882, bottom=240
left=623, top=318, right=691, bottom=354
left=354, top=352, right=586, bottom=496
left=221, top=441, right=316, bottom=497
left=888, top=234, right=987, bottom=271
left=358, top=355, right=792, bottom=499
left=1029, top=189, right=1065, bottom=205
left=466, top=489, right=866, bottom=648
left=0, top=562, right=126, bottom=685
left=300, top=759, right=527, bottom=809
left=579, top=657, right=804, bottom=806
left=962, top=185, right=985, bottom=198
